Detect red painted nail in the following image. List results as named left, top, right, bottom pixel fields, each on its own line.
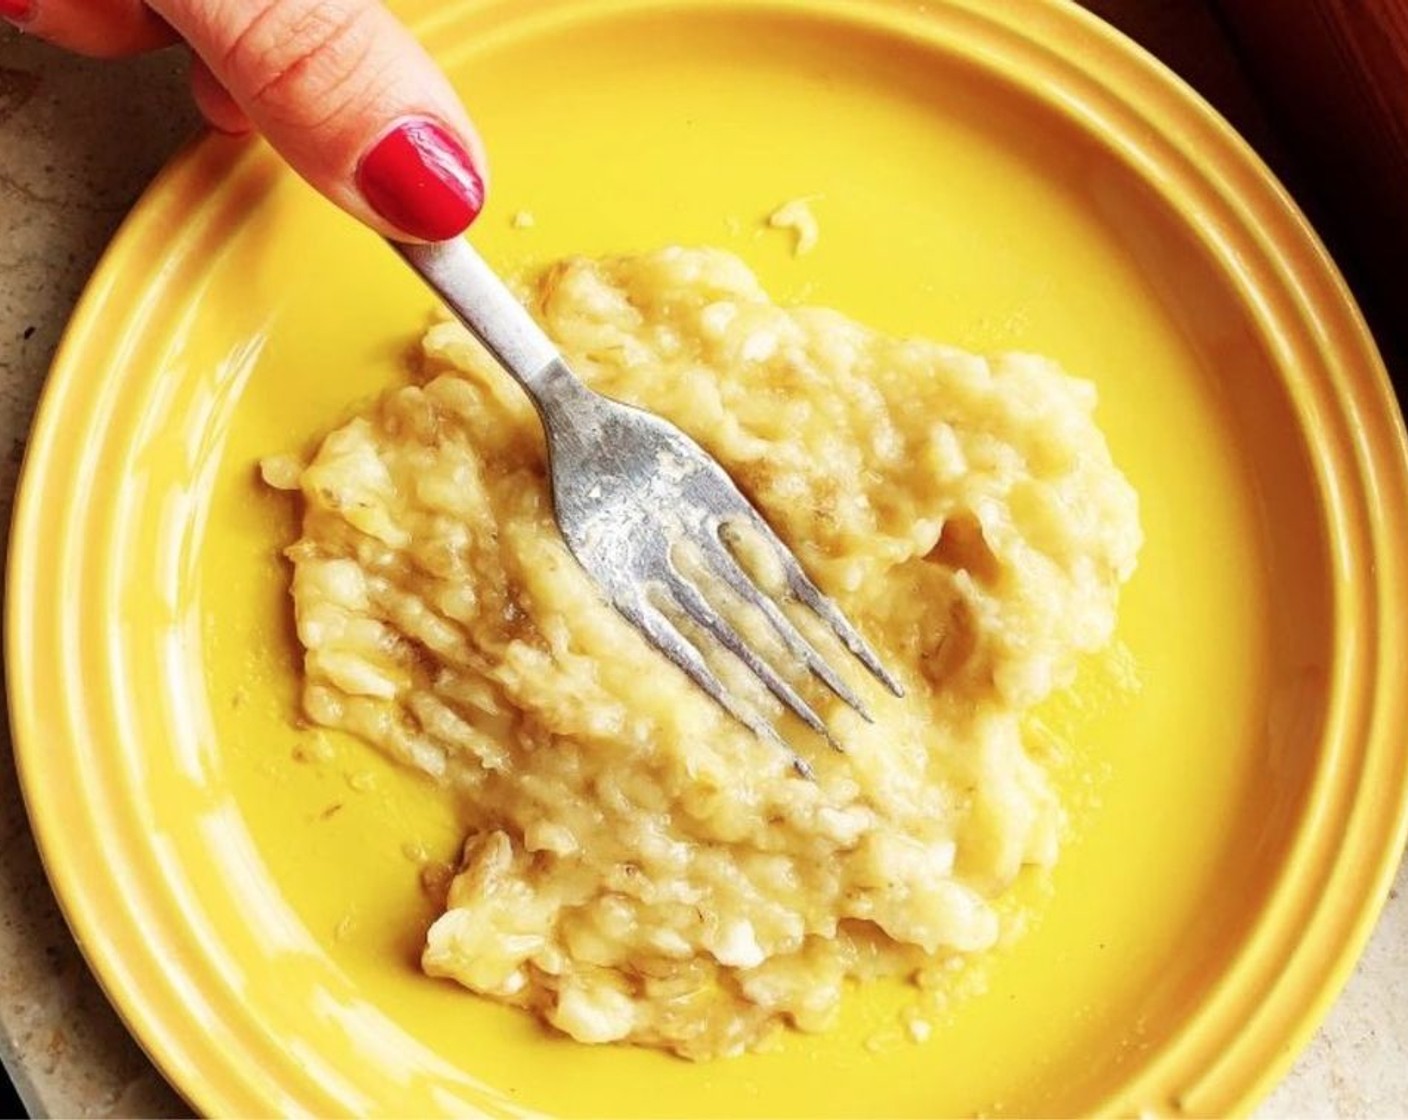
left=356, top=117, right=484, bottom=242
left=0, top=0, right=33, bottom=22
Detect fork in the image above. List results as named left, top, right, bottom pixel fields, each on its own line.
left=393, top=237, right=904, bottom=774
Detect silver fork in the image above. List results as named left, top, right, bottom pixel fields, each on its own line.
left=394, top=238, right=904, bottom=774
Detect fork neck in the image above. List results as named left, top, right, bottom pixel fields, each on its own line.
left=521, top=356, right=601, bottom=434
left=391, top=237, right=586, bottom=409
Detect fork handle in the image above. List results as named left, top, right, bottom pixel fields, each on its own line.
left=390, top=237, right=560, bottom=394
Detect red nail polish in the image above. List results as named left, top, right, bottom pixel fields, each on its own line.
left=356, top=117, right=484, bottom=242
left=1, top=0, right=33, bottom=22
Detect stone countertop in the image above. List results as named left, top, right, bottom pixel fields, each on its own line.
left=1, top=7, right=1406, bottom=1118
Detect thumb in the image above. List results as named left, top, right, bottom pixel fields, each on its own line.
left=150, top=0, right=487, bottom=241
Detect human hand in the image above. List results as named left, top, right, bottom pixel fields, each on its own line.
left=0, top=0, right=487, bottom=241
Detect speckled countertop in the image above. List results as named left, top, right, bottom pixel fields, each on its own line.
left=2, top=12, right=1406, bottom=1119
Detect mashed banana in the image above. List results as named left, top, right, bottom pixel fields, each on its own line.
left=272, top=248, right=1140, bottom=1059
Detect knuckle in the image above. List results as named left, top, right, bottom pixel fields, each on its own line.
left=221, top=0, right=378, bottom=129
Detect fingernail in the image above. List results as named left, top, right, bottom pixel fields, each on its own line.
left=356, top=117, right=484, bottom=241
left=1, top=0, right=33, bottom=23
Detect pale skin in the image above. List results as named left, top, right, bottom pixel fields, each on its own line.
left=3, top=0, right=489, bottom=239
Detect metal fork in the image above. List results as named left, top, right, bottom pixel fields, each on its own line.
left=394, top=238, right=904, bottom=774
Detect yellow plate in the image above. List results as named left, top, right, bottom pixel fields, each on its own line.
left=9, top=0, right=1408, bottom=1115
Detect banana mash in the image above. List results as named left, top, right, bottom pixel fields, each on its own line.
left=270, top=248, right=1140, bottom=1059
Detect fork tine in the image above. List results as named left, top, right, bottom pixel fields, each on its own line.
left=728, top=516, right=906, bottom=699
left=788, top=571, right=905, bottom=697
left=662, top=570, right=843, bottom=751
left=700, top=536, right=875, bottom=720
left=612, top=592, right=815, bottom=780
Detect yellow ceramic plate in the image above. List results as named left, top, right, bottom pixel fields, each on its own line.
left=9, top=0, right=1408, bottom=1115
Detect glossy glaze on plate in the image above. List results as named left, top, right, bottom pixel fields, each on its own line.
left=8, top=0, right=1408, bottom=1115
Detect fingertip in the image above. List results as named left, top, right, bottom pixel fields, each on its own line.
left=189, top=56, right=253, bottom=136
left=439, top=104, right=490, bottom=192
left=203, top=109, right=257, bottom=138
left=1, top=0, right=35, bottom=27
left=355, top=115, right=485, bottom=242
